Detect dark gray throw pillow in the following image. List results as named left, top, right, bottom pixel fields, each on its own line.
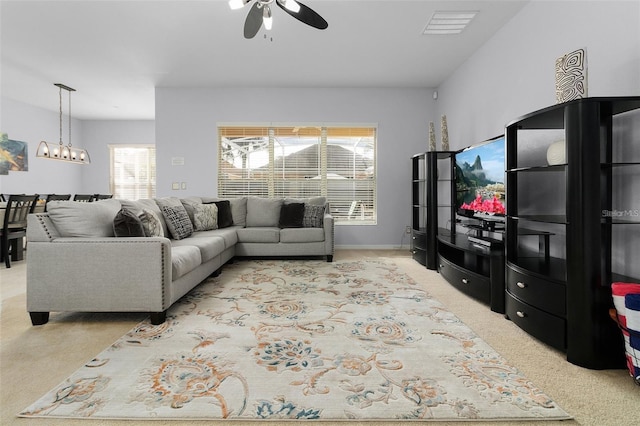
left=113, top=208, right=146, bottom=237
left=208, top=200, right=233, bottom=228
left=279, top=202, right=305, bottom=228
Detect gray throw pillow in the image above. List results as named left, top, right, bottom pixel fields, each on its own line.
left=194, top=203, right=218, bottom=231
left=303, top=204, right=325, bottom=228
left=119, top=198, right=168, bottom=237
left=139, top=208, right=164, bottom=237
left=160, top=205, right=193, bottom=240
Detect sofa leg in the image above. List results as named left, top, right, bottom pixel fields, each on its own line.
left=150, top=311, right=167, bottom=325
left=212, top=268, right=221, bottom=277
left=327, top=255, right=333, bottom=262
left=30, top=312, right=50, bottom=326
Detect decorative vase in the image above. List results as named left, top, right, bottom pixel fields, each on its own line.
left=441, top=115, right=449, bottom=151
left=429, top=122, right=437, bottom=151
left=546, top=139, right=566, bottom=165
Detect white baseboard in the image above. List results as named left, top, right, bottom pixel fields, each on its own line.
left=335, top=244, right=410, bottom=251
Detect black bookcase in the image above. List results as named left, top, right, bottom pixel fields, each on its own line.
left=411, top=153, right=429, bottom=266
left=505, top=97, right=640, bottom=369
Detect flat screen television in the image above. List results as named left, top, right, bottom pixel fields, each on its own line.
left=455, top=135, right=506, bottom=220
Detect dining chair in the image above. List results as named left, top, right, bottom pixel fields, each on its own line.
left=93, top=194, right=113, bottom=201
left=0, top=194, right=39, bottom=268
left=44, top=194, right=72, bottom=212
left=73, top=194, right=94, bottom=202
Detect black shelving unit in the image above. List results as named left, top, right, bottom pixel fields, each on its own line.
left=411, top=153, right=429, bottom=267
left=505, top=97, right=640, bottom=369
left=411, top=151, right=455, bottom=270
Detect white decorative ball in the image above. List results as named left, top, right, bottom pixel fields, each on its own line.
left=546, top=140, right=566, bottom=165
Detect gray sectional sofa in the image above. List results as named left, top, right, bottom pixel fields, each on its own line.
left=26, top=196, right=334, bottom=326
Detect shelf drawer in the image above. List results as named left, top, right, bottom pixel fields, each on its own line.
left=412, top=248, right=426, bottom=266
left=506, top=265, right=566, bottom=317
left=411, top=231, right=426, bottom=250
left=438, top=255, right=491, bottom=305
left=505, top=292, right=566, bottom=351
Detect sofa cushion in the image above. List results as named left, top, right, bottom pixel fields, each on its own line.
left=193, top=203, right=218, bottom=231
left=113, top=208, right=146, bottom=237
left=279, top=202, right=305, bottom=228
left=161, top=205, right=193, bottom=240
left=246, top=197, right=283, bottom=227
left=280, top=227, right=325, bottom=243
left=47, top=199, right=121, bottom=237
left=170, top=245, right=202, bottom=279
left=171, top=236, right=225, bottom=263
left=138, top=209, right=165, bottom=237
left=303, top=204, right=325, bottom=228
left=192, top=227, right=239, bottom=248
left=236, top=227, right=280, bottom=243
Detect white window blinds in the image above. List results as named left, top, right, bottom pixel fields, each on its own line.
left=109, top=145, right=156, bottom=200
left=218, top=125, right=376, bottom=224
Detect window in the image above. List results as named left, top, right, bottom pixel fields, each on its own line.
left=218, top=125, right=376, bottom=224
left=109, top=145, right=156, bottom=200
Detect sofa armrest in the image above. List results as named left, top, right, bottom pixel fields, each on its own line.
left=323, top=213, right=334, bottom=257
left=26, top=237, right=173, bottom=314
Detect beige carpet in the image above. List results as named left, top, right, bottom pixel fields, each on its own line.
left=1, top=250, right=638, bottom=425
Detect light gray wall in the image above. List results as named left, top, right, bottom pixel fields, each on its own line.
left=155, top=87, right=434, bottom=248
left=434, top=0, right=640, bottom=148
left=1, top=97, right=84, bottom=195
left=81, top=119, right=156, bottom=195
left=0, top=97, right=155, bottom=196
left=434, top=0, right=640, bottom=277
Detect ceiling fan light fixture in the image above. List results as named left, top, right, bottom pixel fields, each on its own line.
left=229, top=0, right=251, bottom=10
left=280, top=0, right=301, bottom=14
left=263, top=4, right=273, bottom=30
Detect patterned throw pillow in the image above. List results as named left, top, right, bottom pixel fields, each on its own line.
left=139, top=209, right=164, bottom=237
left=303, top=204, right=325, bottom=228
left=160, top=205, right=193, bottom=240
left=194, top=203, right=218, bottom=231
left=113, top=208, right=146, bottom=237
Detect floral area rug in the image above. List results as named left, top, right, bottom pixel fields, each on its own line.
left=20, top=259, right=571, bottom=421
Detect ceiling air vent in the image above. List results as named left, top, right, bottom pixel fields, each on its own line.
left=423, top=11, right=477, bottom=35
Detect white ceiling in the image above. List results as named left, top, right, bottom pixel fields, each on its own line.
left=1, top=0, right=528, bottom=120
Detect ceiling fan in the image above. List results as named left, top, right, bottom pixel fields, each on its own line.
left=229, top=0, right=328, bottom=39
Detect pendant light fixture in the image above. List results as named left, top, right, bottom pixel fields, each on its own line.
left=36, top=83, right=90, bottom=164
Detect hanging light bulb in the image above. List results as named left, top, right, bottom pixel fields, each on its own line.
left=263, top=4, right=273, bottom=30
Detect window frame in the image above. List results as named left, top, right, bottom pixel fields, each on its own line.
left=218, top=124, right=377, bottom=225
left=108, top=144, right=156, bottom=200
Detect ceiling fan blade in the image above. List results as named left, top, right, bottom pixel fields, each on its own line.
left=243, top=2, right=263, bottom=39
left=276, top=0, right=328, bottom=30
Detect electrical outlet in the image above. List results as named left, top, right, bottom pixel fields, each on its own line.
left=405, top=226, right=412, bottom=234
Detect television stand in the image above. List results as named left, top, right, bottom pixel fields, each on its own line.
left=437, top=228, right=505, bottom=313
